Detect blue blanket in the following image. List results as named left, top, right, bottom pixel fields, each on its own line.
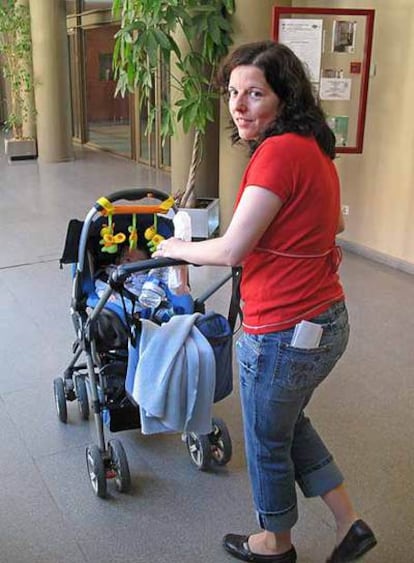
left=130, top=314, right=215, bottom=435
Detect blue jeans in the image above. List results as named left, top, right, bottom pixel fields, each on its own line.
left=236, top=300, right=350, bottom=532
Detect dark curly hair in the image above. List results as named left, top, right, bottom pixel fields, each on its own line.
left=216, top=40, right=336, bottom=159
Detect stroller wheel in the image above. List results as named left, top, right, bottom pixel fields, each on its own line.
left=209, top=417, right=232, bottom=466
left=108, top=439, right=131, bottom=493
left=75, top=377, right=89, bottom=420
left=53, top=377, right=67, bottom=423
left=186, top=433, right=211, bottom=471
left=86, top=444, right=107, bottom=498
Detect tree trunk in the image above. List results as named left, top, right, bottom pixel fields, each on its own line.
left=180, top=129, right=202, bottom=208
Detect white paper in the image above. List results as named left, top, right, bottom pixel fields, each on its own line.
left=168, top=211, right=191, bottom=293
left=279, top=18, right=323, bottom=82
left=319, top=78, right=352, bottom=101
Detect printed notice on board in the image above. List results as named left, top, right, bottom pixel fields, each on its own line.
left=279, top=18, right=323, bottom=82
left=319, top=78, right=352, bottom=100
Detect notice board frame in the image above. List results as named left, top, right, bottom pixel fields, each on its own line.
left=272, top=7, right=375, bottom=153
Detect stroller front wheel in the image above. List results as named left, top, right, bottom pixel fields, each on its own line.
left=186, top=432, right=211, bottom=471
left=86, top=444, right=107, bottom=498
left=75, top=376, right=89, bottom=420
left=108, top=439, right=131, bottom=493
left=53, top=377, right=67, bottom=423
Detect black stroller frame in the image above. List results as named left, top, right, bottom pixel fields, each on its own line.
left=55, top=188, right=241, bottom=498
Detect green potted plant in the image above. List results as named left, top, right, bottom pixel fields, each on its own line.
left=0, top=0, right=36, bottom=160
left=112, top=0, right=235, bottom=229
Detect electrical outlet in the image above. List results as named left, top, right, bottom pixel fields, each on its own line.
left=342, top=205, right=350, bottom=216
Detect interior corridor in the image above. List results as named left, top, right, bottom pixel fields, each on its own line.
left=0, top=140, right=412, bottom=562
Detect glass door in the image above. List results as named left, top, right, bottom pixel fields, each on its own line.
left=66, top=4, right=169, bottom=171
left=68, top=29, right=84, bottom=141
left=84, top=24, right=132, bottom=158
left=137, top=55, right=171, bottom=170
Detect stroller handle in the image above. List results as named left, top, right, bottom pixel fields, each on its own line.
left=76, top=188, right=177, bottom=272
left=112, top=257, right=188, bottom=285
left=99, top=188, right=176, bottom=207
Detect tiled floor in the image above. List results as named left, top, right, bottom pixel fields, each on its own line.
left=0, top=140, right=413, bottom=562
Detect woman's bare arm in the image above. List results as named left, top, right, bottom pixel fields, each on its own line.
left=153, top=186, right=283, bottom=266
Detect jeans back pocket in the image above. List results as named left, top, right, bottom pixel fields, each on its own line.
left=273, top=343, right=340, bottom=391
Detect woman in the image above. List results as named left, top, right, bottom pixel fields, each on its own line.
left=154, top=41, right=377, bottom=563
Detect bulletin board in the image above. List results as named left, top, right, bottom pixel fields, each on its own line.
left=272, top=7, right=375, bottom=153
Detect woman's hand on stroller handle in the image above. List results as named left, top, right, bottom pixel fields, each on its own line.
left=152, top=237, right=188, bottom=260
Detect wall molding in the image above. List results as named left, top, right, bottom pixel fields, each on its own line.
left=338, top=239, right=414, bottom=275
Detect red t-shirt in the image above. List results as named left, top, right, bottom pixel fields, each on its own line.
left=235, top=133, right=344, bottom=334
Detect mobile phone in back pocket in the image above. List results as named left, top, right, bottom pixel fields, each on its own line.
left=290, top=320, right=323, bottom=349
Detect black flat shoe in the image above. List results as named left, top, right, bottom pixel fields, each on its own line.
left=327, top=519, right=377, bottom=562
left=223, top=534, right=297, bottom=563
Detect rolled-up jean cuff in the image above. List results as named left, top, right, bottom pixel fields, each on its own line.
left=256, top=504, right=298, bottom=533
left=297, top=457, right=344, bottom=498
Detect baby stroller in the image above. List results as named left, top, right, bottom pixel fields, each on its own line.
left=55, top=188, right=240, bottom=498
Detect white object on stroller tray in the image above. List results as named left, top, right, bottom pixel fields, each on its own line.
left=168, top=211, right=191, bottom=295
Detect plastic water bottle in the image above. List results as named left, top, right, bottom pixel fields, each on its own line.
left=124, top=272, right=147, bottom=296
left=138, top=277, right=166, bottom=308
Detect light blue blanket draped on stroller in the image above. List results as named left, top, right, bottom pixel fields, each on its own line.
left=127, top=314, right=215, bottom=435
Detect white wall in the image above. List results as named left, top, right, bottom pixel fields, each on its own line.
left=296, top=0, right=414, bottom=267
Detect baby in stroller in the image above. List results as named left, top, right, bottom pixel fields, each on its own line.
left=56, top=189, right=236, bottom=498
left=94, top=243, right=172, bottom=319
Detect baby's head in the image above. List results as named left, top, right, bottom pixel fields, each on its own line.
left=118, top=245, right=149, bottom=264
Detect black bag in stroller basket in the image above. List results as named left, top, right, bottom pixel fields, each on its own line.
left=195, top=311, right=233, bottom=403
